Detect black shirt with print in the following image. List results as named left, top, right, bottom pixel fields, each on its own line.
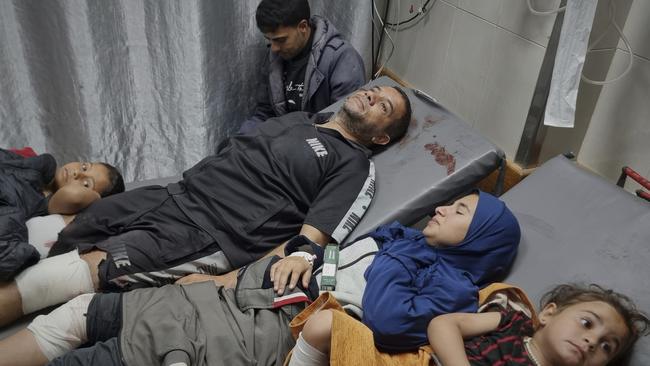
left=283, top=30, right=315, bottom=112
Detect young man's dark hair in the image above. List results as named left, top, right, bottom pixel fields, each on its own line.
left=384, top=86, right=412, bottom=144
left=98, top=162, right=125, bottom=197
left=255, top=0, right=311, bottom=33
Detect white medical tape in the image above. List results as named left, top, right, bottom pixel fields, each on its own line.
left=15, top=250, right=94, bottom=314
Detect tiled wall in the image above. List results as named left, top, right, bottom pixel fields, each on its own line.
left=573, top=0, right=650, bottom=192
left=380, top=0, right=560, bottom=160
left=381, top=0, right=650, bottom=192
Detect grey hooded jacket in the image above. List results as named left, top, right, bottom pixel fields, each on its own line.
left=239, top=16, right=366, bottom=133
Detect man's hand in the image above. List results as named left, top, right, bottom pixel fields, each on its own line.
left=270, top=256, right=312, bottom=295
left=174, top=270, right=238, bottom=288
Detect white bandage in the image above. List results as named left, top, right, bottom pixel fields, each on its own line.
left=15, top=251, right=94, bottom=314
left=27, top=293, right=94, bottom=360
left=289, top=251, right=317, bottom=266
left=26, top=214, right=66, bottom=258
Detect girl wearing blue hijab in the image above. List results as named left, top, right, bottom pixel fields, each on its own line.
left=287, top=191, right=520, bottom=366
left=361, top=190, right=521, bottom=352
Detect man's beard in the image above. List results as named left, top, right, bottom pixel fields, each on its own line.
left=338, top=104, right=379, bottom=145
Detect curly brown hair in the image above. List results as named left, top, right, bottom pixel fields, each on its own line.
left=540, top=283, right=650, bottom=363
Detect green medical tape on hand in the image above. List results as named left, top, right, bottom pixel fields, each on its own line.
left=320, top=244, right=339, bottom=291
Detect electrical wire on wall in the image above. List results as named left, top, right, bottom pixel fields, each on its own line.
left=372, top=0, right=396, bottom=78
left=371, top=0, right=436, bottom=79
left=386, top=0, right=433, bottom=27
left=580, top=0, right=633, bottom=85
left=528, top=0, right=634, bottom=85
left=371, top=0, right=390, bottom=76
left=526, top=0, right=566, bottom=16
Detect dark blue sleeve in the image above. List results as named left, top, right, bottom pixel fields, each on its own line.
left=362, top=246, right=477, bottom=352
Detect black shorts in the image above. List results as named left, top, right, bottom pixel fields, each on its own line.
left=56, top=186, right=232, bottom=291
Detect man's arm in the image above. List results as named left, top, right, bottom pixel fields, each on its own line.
left=427, top=312, right=502, bottom=366
left=269, top=224, right=329, bottom=294
left=175, top=224, right=330, bottom=288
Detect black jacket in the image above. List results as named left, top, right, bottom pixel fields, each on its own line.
left=0, top=148, right=55, bottom=281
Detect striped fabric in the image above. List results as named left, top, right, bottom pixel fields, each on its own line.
left=464, top=307, right=535, bottom=365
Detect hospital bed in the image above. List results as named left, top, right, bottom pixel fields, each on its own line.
left=502, top=155, right=650, bottom=364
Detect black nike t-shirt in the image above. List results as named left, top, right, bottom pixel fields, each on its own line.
left=174, top=112, right=376, bottom=267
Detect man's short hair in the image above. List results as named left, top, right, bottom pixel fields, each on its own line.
left=384, top=86, right=412, bottom=144
left=99, top=162, right=125, bottom=197
left=256, top=0, right=311, bottom=33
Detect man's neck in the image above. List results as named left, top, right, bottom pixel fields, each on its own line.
left=292, top=25, right=313, bottom=61
left=320, top=114, right=362, bottom=145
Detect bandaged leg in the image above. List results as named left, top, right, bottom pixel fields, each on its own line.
left=27, top=293, right=94, bottom=360
left=288, top=333, right=328, bottom=366
left=15, top=251, right=94, bottom=314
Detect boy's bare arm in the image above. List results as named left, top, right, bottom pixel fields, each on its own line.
left=48, top=185, right=101, bottom=215
left=427, top=312, right=501, bottom=366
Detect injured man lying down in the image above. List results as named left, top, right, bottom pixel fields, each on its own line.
left=0, top=85, right=412, bottom=328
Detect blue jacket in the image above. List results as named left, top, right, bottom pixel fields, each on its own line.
left=362, top=191, right=521, bottom=352
left=239, top=16, right=366, bottom=134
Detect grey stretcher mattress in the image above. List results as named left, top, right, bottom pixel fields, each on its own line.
left=324, top=77, right=504, bottom=244
left=502, top=155, right=650, bottom=364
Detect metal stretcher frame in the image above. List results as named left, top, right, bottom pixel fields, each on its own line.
left=502, top=155, right=650, bottom=364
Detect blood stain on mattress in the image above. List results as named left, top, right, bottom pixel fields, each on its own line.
left=423, top=114, right=445, bottom=129
left=424, top=142, right=456, bottom=175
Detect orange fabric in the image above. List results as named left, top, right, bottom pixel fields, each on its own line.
left=284, top=283, right=537, bottom=365
left=287, top=292, right=431, bottom=366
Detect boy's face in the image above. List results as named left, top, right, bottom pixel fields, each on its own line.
left=422, top=193, right=478, bottom=246
left=55, top=162, right=111, bottom=196
left=534, top=300, right=629, bottom=366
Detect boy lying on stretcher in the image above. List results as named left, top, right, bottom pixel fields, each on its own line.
left=0, top=147, right=124, bottom=281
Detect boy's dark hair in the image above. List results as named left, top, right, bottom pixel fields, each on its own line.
left=255, top=0, right=310, bottom=33
left=98, top=162, right=125, bottom=197
left=541, top=283, right=650, bottom=360
left=383, top=86, right=412, bottom=144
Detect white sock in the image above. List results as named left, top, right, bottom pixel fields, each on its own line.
left=288, top=332, right=328, bottom=366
